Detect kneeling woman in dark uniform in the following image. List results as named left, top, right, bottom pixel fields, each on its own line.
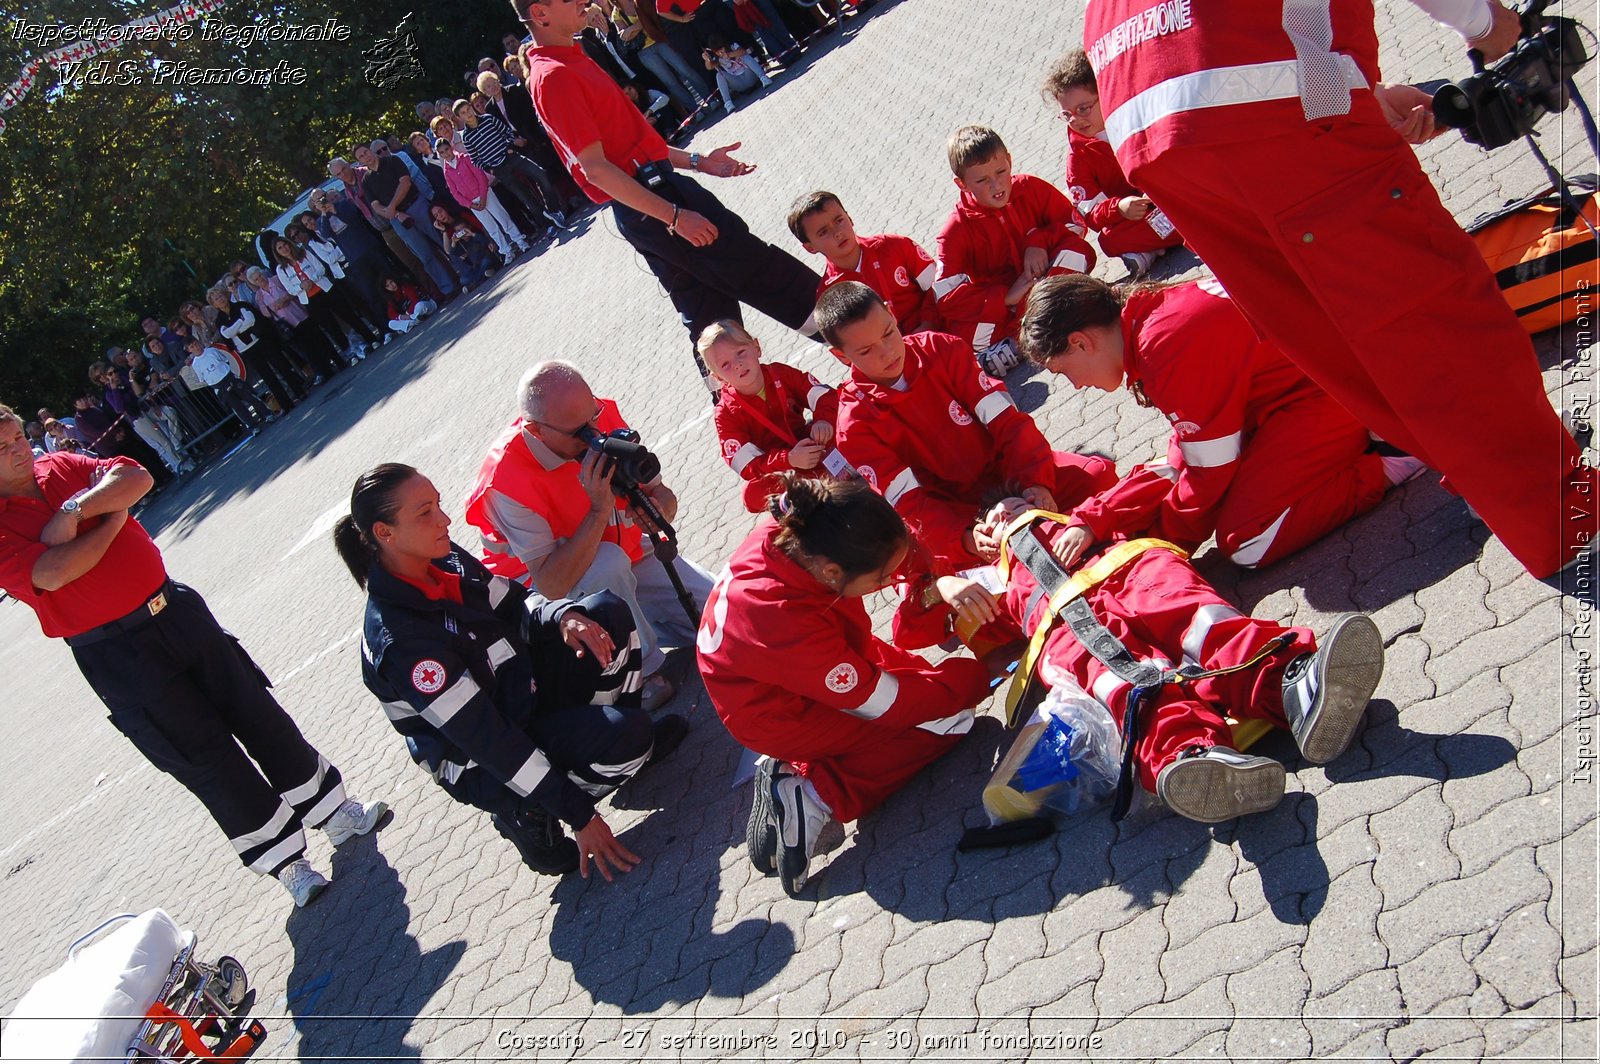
left=336, top=463, right=687, bottom=881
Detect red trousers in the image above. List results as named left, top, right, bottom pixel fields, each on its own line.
left=1096, top=216, right=1185, bottom=258
left=1131, top=106, right=1595, bottom=577
left=1034, top=549, right=1315, bottom=791
left=1214, top=393, right=1393, bottom=567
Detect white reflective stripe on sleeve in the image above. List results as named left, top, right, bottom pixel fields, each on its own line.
left=1103, top=56, right=1368, bottom=152
left=972, top=323, right=996, bottom=349
left=1051, top=249, right=1089, bottom=274
left=974, top=390, right=1015, bottom=426
left=381, top=699, right=418, bottom=722
left=507, top=749, right=554, bottom=797
left=1180, top=602, right=1245, bottom=666
left=1090, top=667, right=1130, bottom=711
left=917, top=709, right=975, bottom=736
left=730, top=441, right=764, bottom=474
left=1148, top=462, right=1180, bottom=483
left=915, top=261, right=938, bottom=289
left=422, top=674, right=480, bottom=729
left=485, top=638, right=516, bottom=671
left=1176, top=431, right=1243, bottom=468
left=488, top=576, right=511, bottom=608
left=806, top=384, right=829, bottom=409
left=844, top=670, right=901, bottom=720
left=884, top=467, right=920, bottom=506
left=1077, top=191, right=1109, bottom=213
left=1228, top=508, right=1292, bottom=568
left=932, top=272, right=970, bottom=300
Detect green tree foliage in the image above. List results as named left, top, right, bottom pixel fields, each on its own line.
left=0, top=0, right=521, bottom=411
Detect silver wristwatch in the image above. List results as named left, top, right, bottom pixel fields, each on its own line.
left=60, top=492, right=86, bottom=518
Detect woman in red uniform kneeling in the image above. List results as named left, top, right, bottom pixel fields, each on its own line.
left=697, top=476, right=995, bottom=896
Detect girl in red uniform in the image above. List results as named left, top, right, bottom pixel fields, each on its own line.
left=696, top=476, right=994, bottom=896
left=1018, top=275, right=1424, bottom=569
left=702, top=320, right=840, bottom=512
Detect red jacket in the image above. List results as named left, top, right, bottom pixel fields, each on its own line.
left=1065, top=125, right=1143, bottom=233
left=384, top=281, right=426, bottom=321
left=818, top=233, right=941, bottom=335
left=714, top=362, right=839, bottom=512
left=1068, top=280, right=1328, bottom=547
left=835, top=330, right=1056, bottom=569
left=697, top=517, right=992, bottom=751
left=1084, top=0, right=1384, bottom=174
left=933, top=173, right=1095, bottom=333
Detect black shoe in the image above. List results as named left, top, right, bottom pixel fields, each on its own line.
left=747, top=756, right=778, bottom=874
left=492, top=809, right=579, bottom=875
left=1280, top=613, right=1384, bottom=764
left=644, top=713, right=689, bottom=767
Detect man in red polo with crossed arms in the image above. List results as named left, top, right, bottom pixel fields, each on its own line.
left=1081, top=0, right=1594, bottom=578
left=0, top=404, right=388, bottom=909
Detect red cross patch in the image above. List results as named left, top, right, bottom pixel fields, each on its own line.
left=824, top=662, right=859, bottom=694
left=411, top=659, right=447, bottom=694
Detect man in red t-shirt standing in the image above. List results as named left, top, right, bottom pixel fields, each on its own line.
left=0, top=406, right=389, bottom=909
left=513, top=0, right=820, bottom=388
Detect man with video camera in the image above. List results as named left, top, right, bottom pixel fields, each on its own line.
left=465, top=362, right=715, bottom=710
left=1079, top=0, right=1594, bottom=579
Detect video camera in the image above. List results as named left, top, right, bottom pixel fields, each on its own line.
left=1433, top=0, right=1591, bottom=149
left=576, top=425, right=661, bottom=495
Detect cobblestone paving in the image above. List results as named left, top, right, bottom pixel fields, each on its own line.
left=0, top=2, right=1595, bottom=1060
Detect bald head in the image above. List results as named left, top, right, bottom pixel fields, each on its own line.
left=518, top=361, right=591, bottom=424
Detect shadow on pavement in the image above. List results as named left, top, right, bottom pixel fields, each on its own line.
left=282, top=837, right=465, bottom=1061
left=544, top=684, right=797, bottom=1013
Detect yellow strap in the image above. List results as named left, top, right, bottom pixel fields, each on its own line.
left=1002, top=536, right=1189, bottom=725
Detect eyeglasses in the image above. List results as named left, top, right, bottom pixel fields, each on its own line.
left=1057, top=98, right=1098, bottom=120
left=536, top=405, right=602, bottom=440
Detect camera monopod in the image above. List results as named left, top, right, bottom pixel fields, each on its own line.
left=623, top=483, right=703, bottom=630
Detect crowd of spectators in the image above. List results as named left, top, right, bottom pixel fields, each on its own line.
left=16, top=1, right=872, bottom=494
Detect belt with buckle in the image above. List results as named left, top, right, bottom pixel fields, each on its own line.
left=65, top=580, right=175, bottom=647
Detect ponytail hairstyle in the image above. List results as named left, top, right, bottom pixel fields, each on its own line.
left=769, top=474, right=907, bottom=583
left=334, top=462, right=421, bottom=588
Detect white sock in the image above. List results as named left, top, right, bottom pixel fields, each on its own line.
left=1381, top=454, right=1427, bottom=485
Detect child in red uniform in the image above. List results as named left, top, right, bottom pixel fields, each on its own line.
left=703, top=320, right=840, bottom=512
left=1041, top=49, right=1184, bottom=278
left=787, top=190, right=942, bottom=336
left=934, top=125, right=1097, bottom=376
left=382, top=277, right=438, bottom=334
left=922, top=494, right=1385, bottom=823
left=1018, top=275, right=1426, bottom=568
left=697, top=476, right=994, bottom=896
left=818, top=281, right=1117, bottom=573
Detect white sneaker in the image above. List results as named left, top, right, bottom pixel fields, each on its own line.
left=771, top=767, right=831, bottom=897
left=321, top=799, right=390, bottom=845
left=276, top=859, right=330, bottom=907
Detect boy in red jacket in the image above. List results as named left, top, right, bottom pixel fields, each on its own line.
left=787, top=190, right=942, bottom=337
left=1042, top=49, right=1184, bottom=278
left=817, top=281, right=1116, bottom=573
left=703, top=320, right=842, bottom=512
left=934, top=125, right=1096, bottom=377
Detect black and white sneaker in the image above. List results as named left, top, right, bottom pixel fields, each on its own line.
left=492, top=808, right=580, bottom=875
left=747, top=755, right=778, bottom=875
left=770, top=765, right=830, bottom=897
left=1280, top=613, right=1384, bottom=764
left=976, top=337, right=1022, bottom=377
left=1156, top=746, right=1285, bottom=823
